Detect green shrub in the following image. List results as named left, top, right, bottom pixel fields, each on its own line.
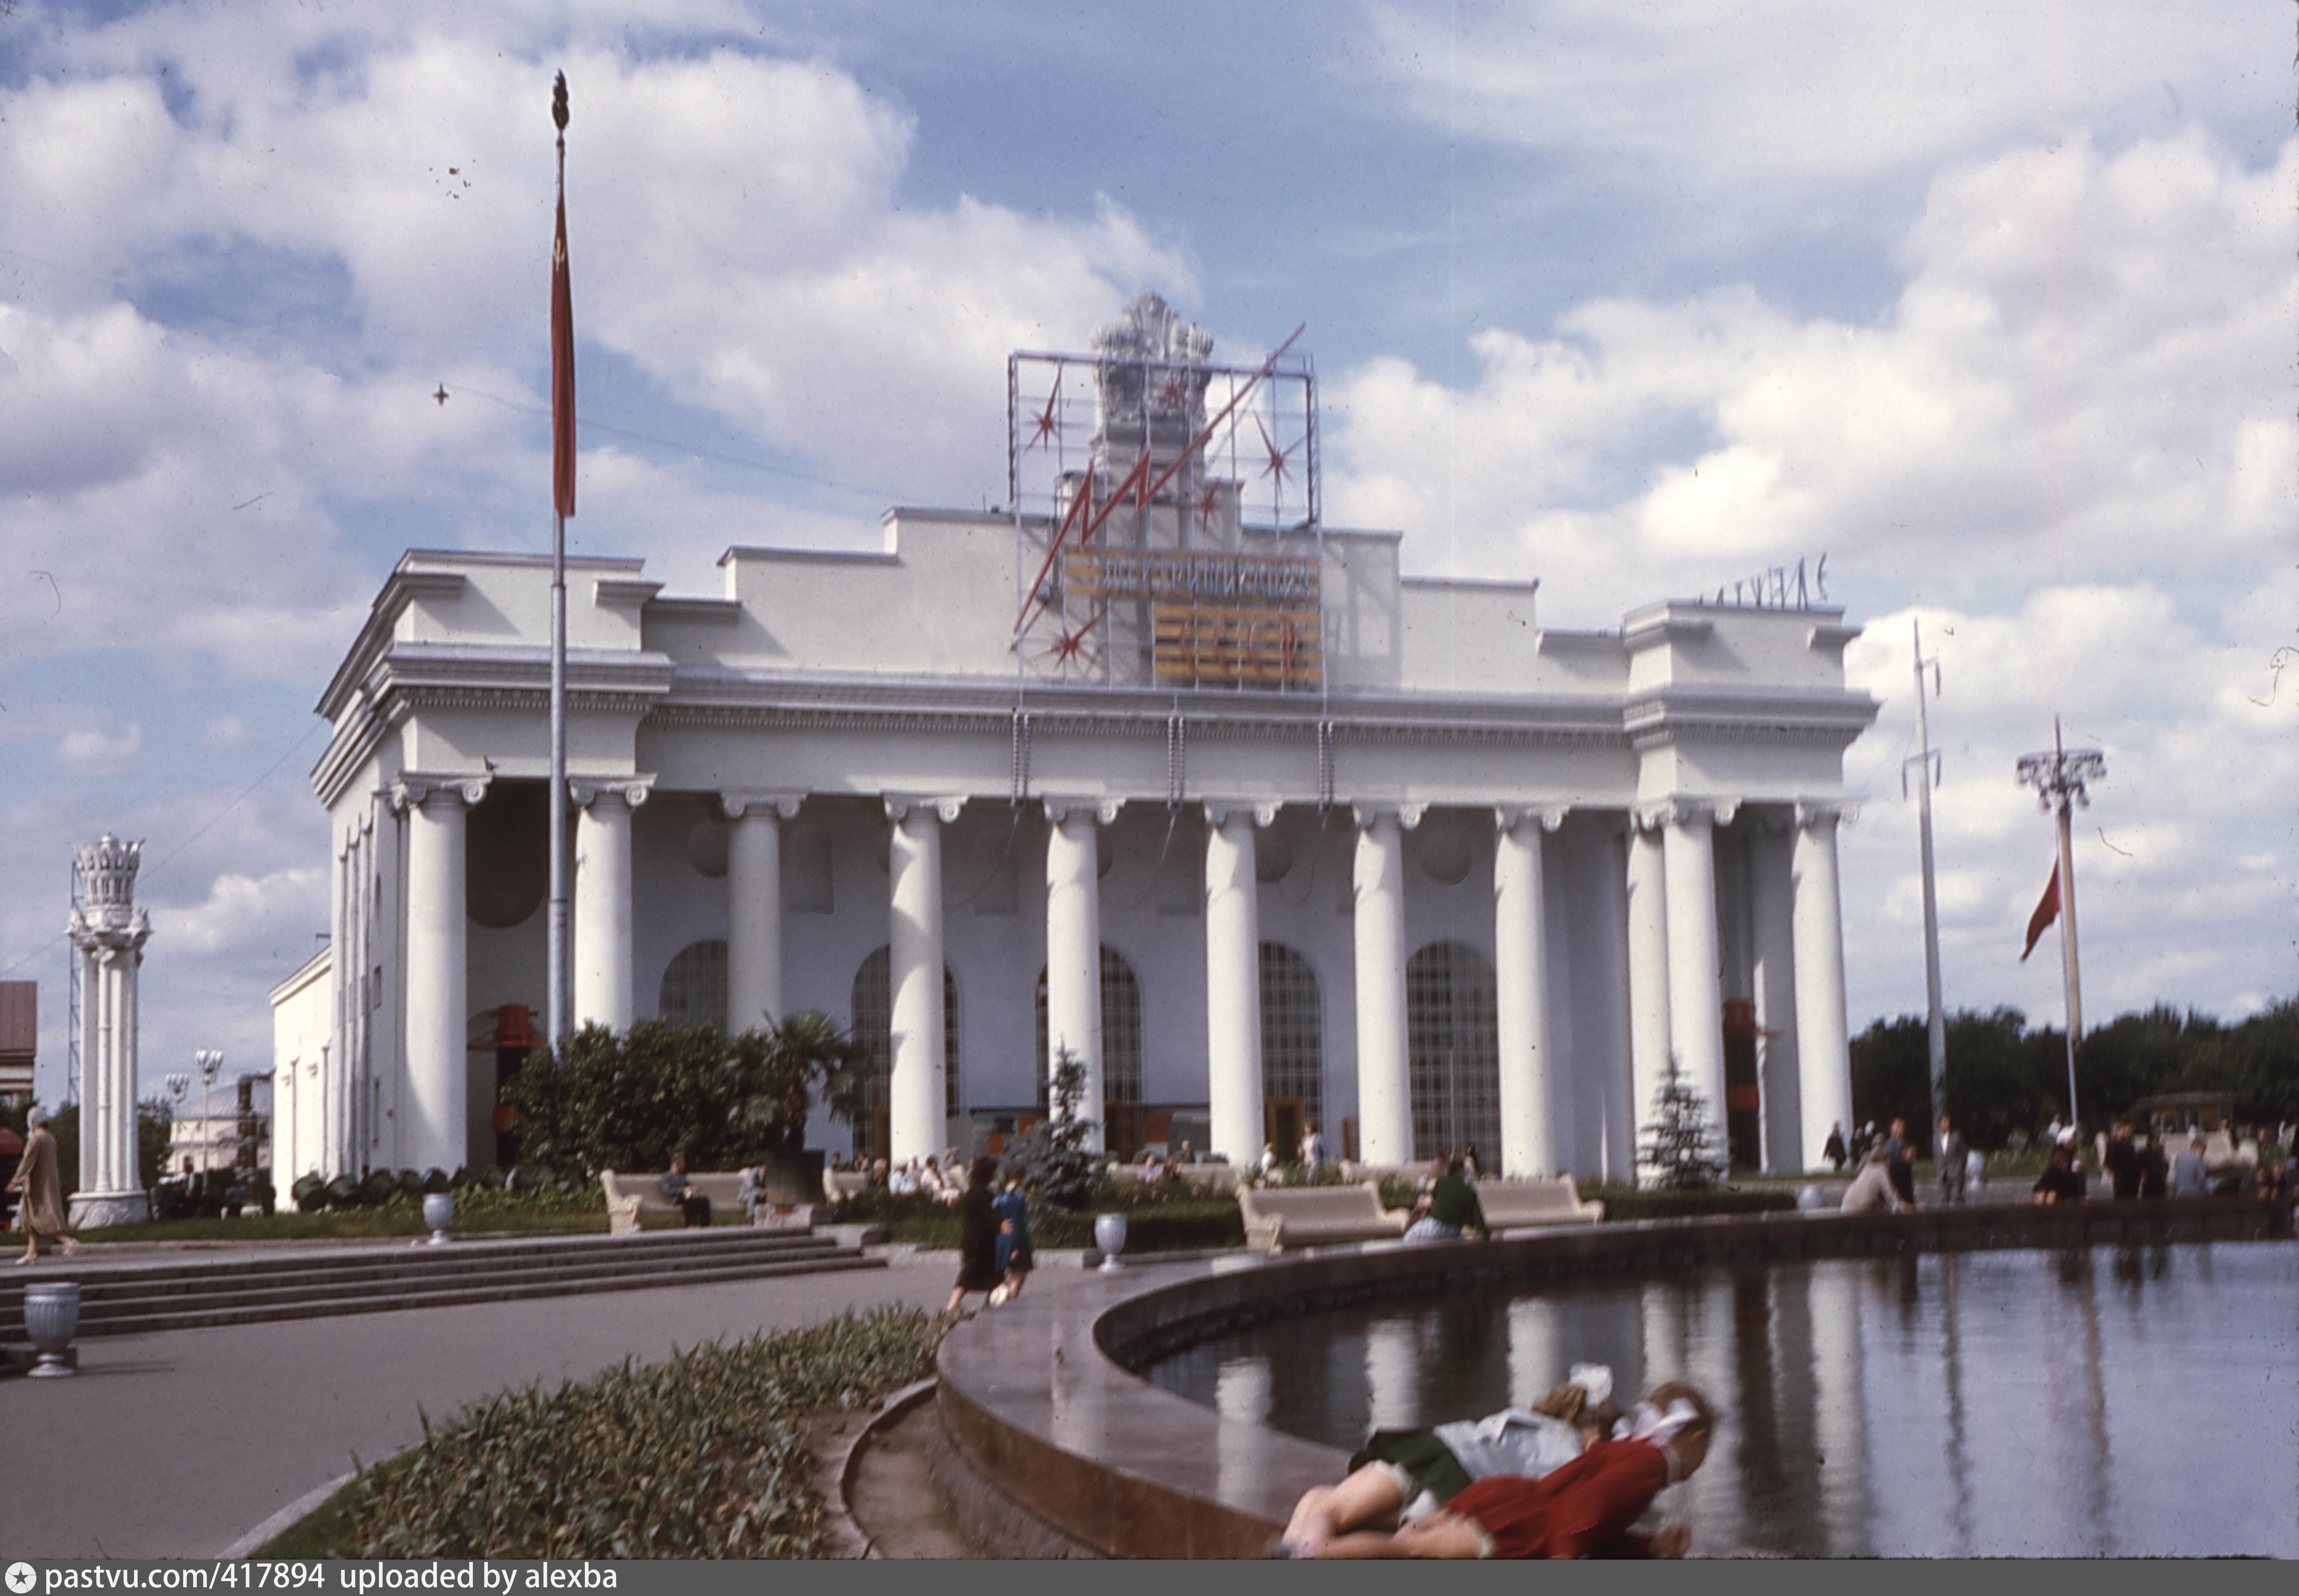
left=831, top=1190, right=1242, bottom=1252
left=1581, top=1183, right=1797, bottom=1221
left=277, top=1307, right=942, bottom=1559
left=507, top=1013, right=864, bottom=1177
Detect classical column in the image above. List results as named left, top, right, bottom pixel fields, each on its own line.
left=1204, top=801, right=1275, bottom=1167
left=723, top=792, right=803, bottom=1033
left=1664, top=801, right=1731, bottom=1140
left=1749, top=815, right=1804, bottom=1172
left=66, top=834, right=154, bottom=1228
left=1625, top=812, right=1672, bottom=1182
left=1352, top=803, right=1421, bottom=1168
left=571, top=777, right=652, bottom=1033
left=1495, top=807, right=1567, bottom=1177
left=1046, top=798, right=1120, bottom=1152
left=394, top=775, right=488, bottom=1176
left=1793, top=803, right=1856, bottom=1173
left=887, top=795, right=963, bottom=1164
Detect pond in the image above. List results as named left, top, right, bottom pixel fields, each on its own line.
left=1138, top=1240, right=2299, bottom=1557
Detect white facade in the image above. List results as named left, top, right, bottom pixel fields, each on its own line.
left=280, top=310, right=1876, bottom=1181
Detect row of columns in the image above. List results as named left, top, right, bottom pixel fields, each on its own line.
left=393, top=772, right=653, bottom=1176
left=386, top=774, right=1852, bottom=1181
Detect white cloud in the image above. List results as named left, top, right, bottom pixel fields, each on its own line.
left=56, top=721, right=142, bottom=776
left=1355, top=1, right=2283, bottom=240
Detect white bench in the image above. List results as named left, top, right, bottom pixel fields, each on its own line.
left=1473, top=1176, right=1605, bottom=1232
left=599, top=1169, right=813, bottom=1236
left=1237, top=1182, right=1411, bottom=1252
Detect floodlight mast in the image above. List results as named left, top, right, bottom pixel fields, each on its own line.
left=1902, top=618, right=1947, bottom=1134
left=2015, top=717, right=2106, bottom=1125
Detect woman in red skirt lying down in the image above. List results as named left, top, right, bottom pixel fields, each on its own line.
left=1301, top=1382, right=1717, bottom=1559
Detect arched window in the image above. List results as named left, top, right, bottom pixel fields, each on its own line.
left=1406, top=940, right=1500, bottom=1165
left=1259, top=942, right=1323, bottom=1135
left=850, top=947, right=961, bottom=1159
left=1034, top=947, right=1144, bottom=1153
left=657, top=939, right=727, bottom=1030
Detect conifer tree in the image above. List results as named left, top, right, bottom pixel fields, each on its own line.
left=1641, top=1053, right=1729, bottom=1190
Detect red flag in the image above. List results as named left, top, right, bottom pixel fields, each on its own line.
left=2020, top=863, right=2059, bottom=962
left=550, top=189, right=576, bottom=517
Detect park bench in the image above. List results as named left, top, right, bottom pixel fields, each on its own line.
left=1237, top=1181, right=1410, bottom=1252
left=1473, top=1176, right=1605, bottom=1231
left=599, top=1169, right=813, bottom=1236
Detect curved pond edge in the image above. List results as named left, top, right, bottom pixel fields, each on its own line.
left=933, top=1195, right=2294, bottom=1559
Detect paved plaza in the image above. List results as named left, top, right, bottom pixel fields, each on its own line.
left=6, top=1245, right=1092, bottom=1561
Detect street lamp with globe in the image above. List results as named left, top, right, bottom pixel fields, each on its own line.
left=195, top=1050, right=223, bottom=1174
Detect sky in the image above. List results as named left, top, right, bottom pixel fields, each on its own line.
left=1, top=0, right=2292, bottom=1114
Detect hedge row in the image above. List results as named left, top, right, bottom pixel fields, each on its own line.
left=832, top=1192, right=1244, bottom=1252
left=308, top=1307, right=942, bottom=1559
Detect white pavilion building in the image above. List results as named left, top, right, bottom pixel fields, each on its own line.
left=272, top=297, right=1876, bottom=1186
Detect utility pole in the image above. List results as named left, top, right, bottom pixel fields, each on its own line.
left=2016, top=718, right=2105, bottom=1125
left=1903, top=618, right=1947, bottom=1134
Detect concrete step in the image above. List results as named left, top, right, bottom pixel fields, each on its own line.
left=0, top=1228, right=885, bottom=1341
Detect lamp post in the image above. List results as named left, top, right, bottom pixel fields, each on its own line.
left=165, top=1072, right=190, bottom=1176
left=195, top=1049, right=223, bottom=1175
left=2016, top=719, right=2105, bottom=1126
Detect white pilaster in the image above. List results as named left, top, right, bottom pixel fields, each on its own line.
left=1495, top=807, right=1567, bottom=1177
left=394, top=775, right=488, bottom=1176
left=1793, top=803, right=1856, bottom=1173
left=571, top=777, right=652, bottom=1033
left=887, top=795, right=963, bottom=1164
left=1750, top=815, right=1804, bottom=1172
left=1663, top=801, right=1730, bottom=1138
left=1625, top=813, right=1672, bottom=1183
left=1204, top=800, right=1276, bottom=1167
left=1046, top=798, right=1119, bottom=1152
left=1352, top=803, right=1422, bottom=1168
left=724, top=792, right=803, bottom=1033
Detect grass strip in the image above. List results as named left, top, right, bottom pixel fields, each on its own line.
left=254, top=1305, right=944, bottom=1559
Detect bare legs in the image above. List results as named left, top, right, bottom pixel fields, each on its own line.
left=1282, top=1464, right=1411, bottom=1556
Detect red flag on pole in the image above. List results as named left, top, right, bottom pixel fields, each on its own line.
left=550, top=189, right=576, bottom=517
left=2020, top=863, right=2059, bottom=962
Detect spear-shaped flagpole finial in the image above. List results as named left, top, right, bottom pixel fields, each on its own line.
left=553, top=70, right=569, bottom=135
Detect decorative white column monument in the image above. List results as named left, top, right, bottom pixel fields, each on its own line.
left=68, top=834, right=153, bottom=1229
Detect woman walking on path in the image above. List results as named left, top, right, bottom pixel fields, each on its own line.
left=991, top=1172, right=1034, bottom=1303
left=945, top=1155, right=1003, bottom=1313
left=8, top=1106, right=81, bottom=1265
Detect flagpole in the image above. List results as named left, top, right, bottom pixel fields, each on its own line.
left=547, top=73, right=571, bottom=1052
left=1905, top=617, right=1948, bottom=1133
left=2017, top=716, right=2105, bottom=1127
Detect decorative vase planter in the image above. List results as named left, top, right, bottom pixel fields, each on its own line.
left=1093, top=1212, right=1127, bottom=1271
left=23, top=1281, right=81, bottom=1378
left=422, top=1191, right=454, bottom=1244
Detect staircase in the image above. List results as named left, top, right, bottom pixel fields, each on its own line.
left=0, top=1227, right=884, bottom=1341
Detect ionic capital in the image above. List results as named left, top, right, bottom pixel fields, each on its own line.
left=1351, top=801, right=1425, bottom=832
left=389, top=772, right=492, bottom=814
left=1045, top=795, right=1124, bottom=829
left=1497, top=805, right=1570, bottom=836
left=1204, top=798, right=1280, bottom=830
left=885, top=794, right=967, bottom=826
left=1795, top=800, right=1858, bottom=831
left=721, top=790, right=805, bottom=822
left=568, top=774, right=656, bottom=811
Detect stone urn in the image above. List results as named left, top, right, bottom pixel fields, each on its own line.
left=1093, top=1211, right=1127, bottom=1272
left=422, top=1191, right=454, bottom=1244
left=23, top=1281, right=81, bottom=1378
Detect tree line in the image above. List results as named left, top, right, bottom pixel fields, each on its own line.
left=1849, top=998, right=2299, bottom=1150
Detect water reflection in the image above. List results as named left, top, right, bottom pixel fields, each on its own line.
left=1140, top=1242, right=2299, bottom=1557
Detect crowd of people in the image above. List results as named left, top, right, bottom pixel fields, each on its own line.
left=1821, top=1111, right=2295, bottom=1211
